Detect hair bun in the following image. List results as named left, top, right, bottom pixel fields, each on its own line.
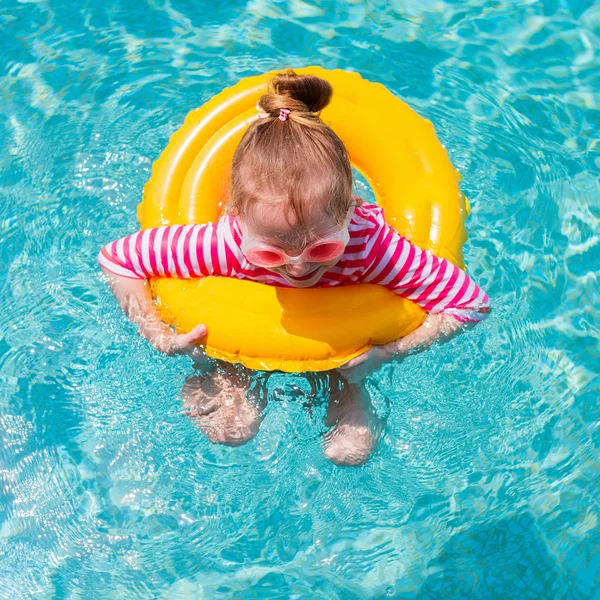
left=272, top=70, right=332, bottom=112
left=258, top=69, right=332, bottom=116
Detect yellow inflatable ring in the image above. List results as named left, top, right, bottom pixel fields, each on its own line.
left=137, top=66, right=469, bottom=372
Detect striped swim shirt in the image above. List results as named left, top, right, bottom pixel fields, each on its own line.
left=98, top=203, right=490, bottom=323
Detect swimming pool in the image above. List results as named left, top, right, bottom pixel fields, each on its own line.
left=0, top=0, right=598, bottom=597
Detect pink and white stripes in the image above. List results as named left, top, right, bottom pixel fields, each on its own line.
left=98, top=204, right=489, bottom=323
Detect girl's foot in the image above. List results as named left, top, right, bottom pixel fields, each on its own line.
left=182, top=368, right=266, bottom=447
left=324, top=379, right=382, bottom=466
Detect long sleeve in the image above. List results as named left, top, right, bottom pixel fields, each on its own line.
left=97, top=219, right=243, bottom=280
left=362, top=220, right=490, bottom=323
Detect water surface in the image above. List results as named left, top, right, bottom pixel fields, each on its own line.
left=0, top=0, right=599, bottom=598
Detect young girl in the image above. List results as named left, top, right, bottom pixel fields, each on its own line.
left=99, top=70, right=490, bottom=466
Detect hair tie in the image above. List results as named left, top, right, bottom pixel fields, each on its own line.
left=278, top=108, right=291, bottom=122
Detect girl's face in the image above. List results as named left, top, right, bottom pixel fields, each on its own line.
left=240, top=202, right=353, bottom=288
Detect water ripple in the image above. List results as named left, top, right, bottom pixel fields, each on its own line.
left=0, top=0, right=598, bottom=597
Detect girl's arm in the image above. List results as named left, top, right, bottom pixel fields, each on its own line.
left=340, top=312, right=471, bottom=382
left=98, top=221, right=235, bottom=354
left=362, top=221, right=490, bottom=324
left=97, top=222, right=232, bottom=280
left=100, top=267, right=207, bottom=355
left=342, top=219, right=490, bottom=381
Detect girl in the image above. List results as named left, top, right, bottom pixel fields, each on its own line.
left=99, top=70, right=490, bottom=466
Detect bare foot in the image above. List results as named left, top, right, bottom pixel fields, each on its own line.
left=182, top=367, right=266, bottom=447
left=324, top=378, right=382, bottom=466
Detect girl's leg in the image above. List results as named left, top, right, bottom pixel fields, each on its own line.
left=181, top=362, right=267, bottom=447
left=324, top=373, right=383, bottom=466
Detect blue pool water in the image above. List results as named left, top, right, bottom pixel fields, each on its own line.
left=1, top=0, right=599, bottom=597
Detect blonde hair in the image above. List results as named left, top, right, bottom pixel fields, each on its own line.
left=229, top=70, right=353, bottom=232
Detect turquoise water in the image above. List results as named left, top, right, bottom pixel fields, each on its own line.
left=1, top=0, right=599, bottom=597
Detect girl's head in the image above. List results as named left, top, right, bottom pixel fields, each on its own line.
left=230, top=70, right=355, bottom=287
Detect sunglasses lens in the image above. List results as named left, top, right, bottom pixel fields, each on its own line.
left=307, top=241, right=344, bottom=262
left=246, top=248, right=285, bottom=267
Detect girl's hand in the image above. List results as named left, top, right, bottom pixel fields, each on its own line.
left=99, top=269, right=210, bottom=358
left=152, top=324, right=208, bottom=356
left=339, top=313, right=468, bottom=383
left=339, top=343, right=397, bottom=383
left=170, top=324, right=208, bottom=356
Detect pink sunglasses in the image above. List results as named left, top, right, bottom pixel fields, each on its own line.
left=240, top=207, right=354, bottom=269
